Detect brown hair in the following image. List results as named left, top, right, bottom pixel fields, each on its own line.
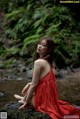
left=34, top=37, right=55, bottom=67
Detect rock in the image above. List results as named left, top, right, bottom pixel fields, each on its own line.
left=26, top=63, right=33, bottom=79
left=18, top=64, right=27, bottom=73
left=16, top=77, right=23, bottom=81
left=26, top=69, right=33, bottom=79
left=0, top=101, right=51, bottom=119
left=3, top=101, right=22, bottom=110
left=0, top=92, right=4, bottom=96
left=55, top=68, right=74, bottom=79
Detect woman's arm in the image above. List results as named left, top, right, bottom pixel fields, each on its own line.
left=22, top=82, right=32, bottom=95
left=19, top=60, right=42, bottom=109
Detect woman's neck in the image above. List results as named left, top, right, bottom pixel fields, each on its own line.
left=39, top=54, right=44, bottom=58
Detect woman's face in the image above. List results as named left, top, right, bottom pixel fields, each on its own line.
left=37, top=40, right=48, bottom=56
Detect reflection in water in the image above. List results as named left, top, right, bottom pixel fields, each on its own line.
left=0, top=76, right=80, bottom=108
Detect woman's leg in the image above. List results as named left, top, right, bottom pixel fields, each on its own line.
left=18, top=95, right=35, bottom=109
left=14, top=94, right=23, bottom=100
left=14, top=94, right=26, bottom=103
left=28, top=95, right=34, bottom=107
left=14, top=93, right=35, bottom=109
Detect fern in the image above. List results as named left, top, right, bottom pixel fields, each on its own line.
left=2, top=0, right=80, bottom=67
left=23, top=34, right=40, bottom=45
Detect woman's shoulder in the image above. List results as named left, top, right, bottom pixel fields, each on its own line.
left=34, top=59, right=47, bottom=64
left=34, top=59, right=49, bottom=69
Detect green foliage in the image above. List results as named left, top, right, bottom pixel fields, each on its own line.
left=1, top=0, right=80, bottom=68
left=0, top=0, right=11, bottom=10
left=4, top=59, right=14, bottom=68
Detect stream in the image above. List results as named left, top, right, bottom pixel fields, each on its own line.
left=0, top=59, right=80, bottom=109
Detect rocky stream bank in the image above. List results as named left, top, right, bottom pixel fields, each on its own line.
left=0, top=58, right=80, bottom=119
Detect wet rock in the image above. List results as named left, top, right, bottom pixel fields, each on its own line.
left=18, top=64, right=27, bottom=73
left=0, top=101, right=51, bottom=119
left=55, top=71, right=63, bottom=79
left=3, top=101, right=22, bottom=110
left=26, top=63, right=33, bottom=79
left=55, top=67, right=74, bottom=79
left=0, top=92, right=5, bottom=97
left=26, top=69, right=33, bottom=79
left=73, top=67, right=80, bottom=72
left=16, top=77, right=23, bottom=81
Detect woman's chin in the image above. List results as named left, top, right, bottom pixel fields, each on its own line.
left=37, top=50, right=39, bottom=53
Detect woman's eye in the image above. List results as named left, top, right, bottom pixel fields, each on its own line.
left=38, top=43, right=47, bottom=47
left=42, top=44, right=47, bottom=47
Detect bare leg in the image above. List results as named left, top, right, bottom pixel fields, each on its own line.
left=14, top=94, right=23, bottom=100
left=19, top=94, right=35, bottom=106
left=14, top=94, right=26, bottom=104
left=30, top=95, right=34, bottom=107
left=18, top=95, right=34, bottom=109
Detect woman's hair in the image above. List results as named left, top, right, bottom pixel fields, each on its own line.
left=34, top=37, right=55, bottom=67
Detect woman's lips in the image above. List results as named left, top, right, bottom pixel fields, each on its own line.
left=37, top=48, right=41, bottom=52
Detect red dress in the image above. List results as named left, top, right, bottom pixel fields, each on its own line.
left=34, top=68, right=80, bottom=119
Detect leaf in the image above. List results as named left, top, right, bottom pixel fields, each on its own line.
left=6, top=46, right=19, bottom=55
left=33, top=19, right=43, bottom=28
left=5, top=7, right=25, bottom=20
left=23, top=34, right=40, bottom=44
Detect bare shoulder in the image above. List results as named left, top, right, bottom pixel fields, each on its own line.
left=34, top=59, right=48, bottom=69
left=35, top=59, right=47, bottom=65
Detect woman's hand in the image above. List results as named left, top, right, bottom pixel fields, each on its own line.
left=18, top=101, right=28, bottom=110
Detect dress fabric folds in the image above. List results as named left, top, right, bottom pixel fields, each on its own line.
left=34, top=68, right=80, bottom=119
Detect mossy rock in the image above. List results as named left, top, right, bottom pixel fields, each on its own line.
left=0, top=101, right=51, bottom=119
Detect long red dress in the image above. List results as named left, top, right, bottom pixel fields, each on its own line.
left=34, top=68, right=80, bottom=119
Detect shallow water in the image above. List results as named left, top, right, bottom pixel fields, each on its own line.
left=0, top=80, right=28, bottom=108
left=0, top=71, right=80, bottom=108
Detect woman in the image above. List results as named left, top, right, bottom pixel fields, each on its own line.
left=14, top=37, right=80, bottom=119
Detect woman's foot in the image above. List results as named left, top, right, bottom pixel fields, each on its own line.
left=14, top=94, right=23, bottom=100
